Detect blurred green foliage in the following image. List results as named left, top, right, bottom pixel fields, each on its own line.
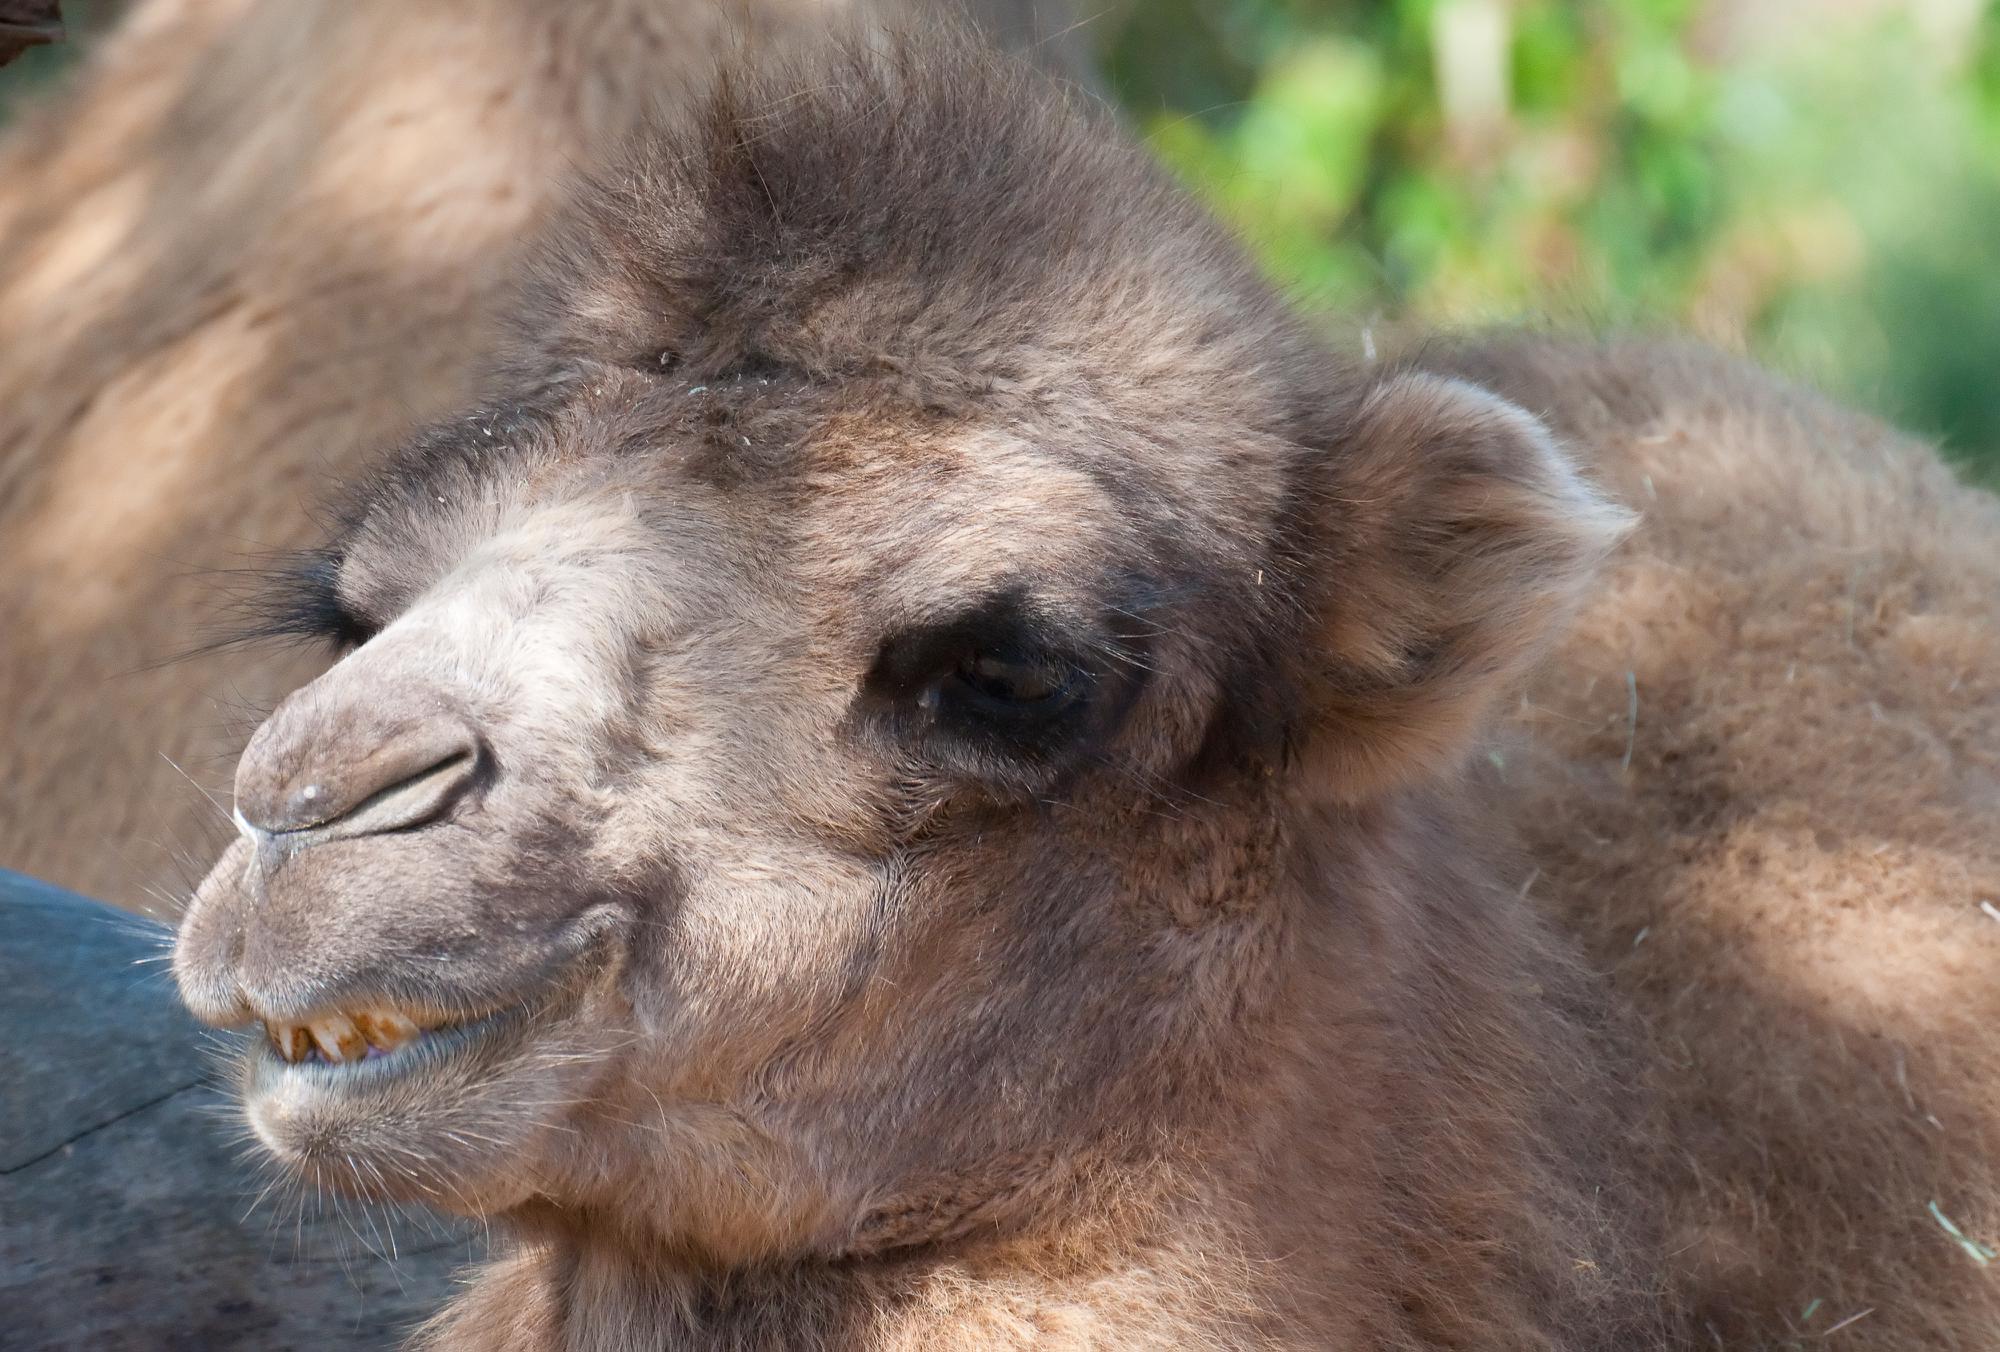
left=1105, top=0, right=2000, bottom=482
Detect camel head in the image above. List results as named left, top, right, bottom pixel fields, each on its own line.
left=174, top=36, right=1627, bottom=1267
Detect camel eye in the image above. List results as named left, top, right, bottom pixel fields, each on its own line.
left=292, top=552, right=378, bottom=653
left=949, top=649, right=1079, bottom=718
left=866, top=596, right=1104, bottom=763
left=242, top=547, right=379, bottom=654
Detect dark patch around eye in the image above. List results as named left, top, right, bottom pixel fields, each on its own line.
left=862, top=589, right=1145, bottom=778
left=867, top=593, right=1073, bottom=700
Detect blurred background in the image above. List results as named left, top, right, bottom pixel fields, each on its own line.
left=8, top=0, right=1998, bottom=482
left=1102, top=0, right=2000, bottom=484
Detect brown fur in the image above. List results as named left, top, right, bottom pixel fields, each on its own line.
left=123, top=19, right=2000, bottom=1352
left=0, top=0, right=1090, bottom=908
left=1445, top=336, right=2000, bottom=1347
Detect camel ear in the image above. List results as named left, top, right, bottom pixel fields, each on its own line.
left=1297, top=371, right=1632, bottom=801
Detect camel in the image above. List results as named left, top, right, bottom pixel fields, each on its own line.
left=0, top=0, right=1089, bottom=910
left=166, top=29, right=2000, bottom=1351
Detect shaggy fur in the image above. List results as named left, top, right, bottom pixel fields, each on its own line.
left=159, top=28, right=2000, bottom=1350
left=1448, top=337, right=2000, bottom=1348
left=0, top=0, right=1089, bottom=907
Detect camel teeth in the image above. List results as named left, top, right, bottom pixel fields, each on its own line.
left=268, top=1022, right=312, bottom=1063
left=354, top=1008, right=420, bottom=1054
left=266, top=1006, right=434, bottom=1064
left=308, top=1014, right=366, bottom=1064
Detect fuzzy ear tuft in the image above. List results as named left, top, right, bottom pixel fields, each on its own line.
left=1297, top=371, right=1633, bottom=800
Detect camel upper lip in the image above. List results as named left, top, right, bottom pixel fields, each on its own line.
left=242, top=902, right=629, bottom=1071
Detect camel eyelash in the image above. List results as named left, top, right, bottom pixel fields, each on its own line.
left=250, top=548, right=378, bottom=652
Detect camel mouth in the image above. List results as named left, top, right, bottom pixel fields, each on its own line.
left=241, top=904, right=627, bottom=1094
left=250, top=997, right=538, bottom=1088
left=264, top=1004, right=453, bottom=1065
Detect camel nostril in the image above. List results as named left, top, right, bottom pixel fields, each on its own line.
left=301, top=747, right=481, bottom=840
left=234, top=701, right=487, bottom=846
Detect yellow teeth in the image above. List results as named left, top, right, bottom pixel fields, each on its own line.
left=275, top=1023, right=313, bottom=1064
left=354, top=1009, right=420, bottom=1053
left=308, top=1015, right=366, bottom=1063
left=267, top=1005, right=429, bottom=1064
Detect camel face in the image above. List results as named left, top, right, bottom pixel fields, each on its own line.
left=173, top=41, right=1624, bottom=1267
left=171, top=353, right=1302, bottom=1237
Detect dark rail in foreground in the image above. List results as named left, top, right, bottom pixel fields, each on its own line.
left=0, top=870, right=468, bottom=1348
